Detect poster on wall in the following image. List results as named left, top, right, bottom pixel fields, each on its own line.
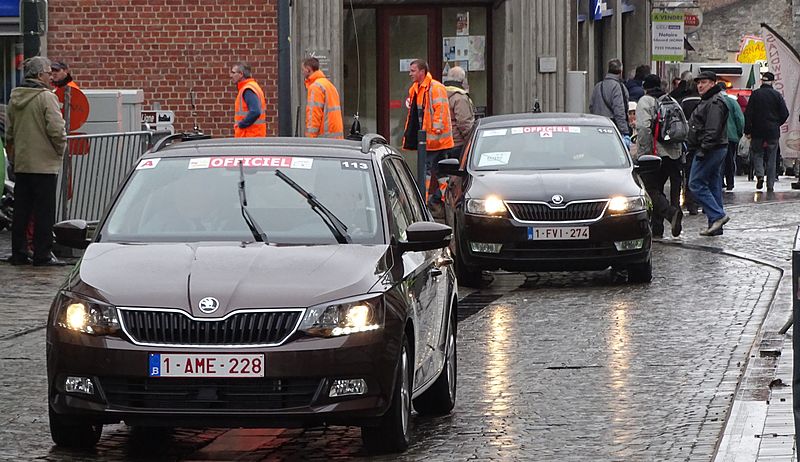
left=456, top=12, right=469, bottom=36
left=468, top=36, right=486, bottom=71
left=443, top=37, right=469, bottom=62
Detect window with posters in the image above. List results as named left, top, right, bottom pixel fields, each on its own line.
left=471, top=125, right=630, bottom=171
left=104, top=156, right=383, bottom=244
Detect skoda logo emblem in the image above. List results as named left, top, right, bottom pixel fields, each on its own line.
left=198, top=297, right=220, bottom=314
left=551, top=194, right=565, bottom=205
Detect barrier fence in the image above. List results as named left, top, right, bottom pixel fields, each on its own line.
left=56, top=131, right=152, bottom=222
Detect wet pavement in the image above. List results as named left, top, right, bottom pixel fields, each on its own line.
left=1, top=174, right=798, bottom=461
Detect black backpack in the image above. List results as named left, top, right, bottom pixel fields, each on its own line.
left=654, top=95, right=689, bottom=144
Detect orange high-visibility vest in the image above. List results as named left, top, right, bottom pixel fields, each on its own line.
left=234, top=78, right=267, bottom=138
left=304, top=70, right=344, bottom=139
left=402, top=73, right=454, bottom=151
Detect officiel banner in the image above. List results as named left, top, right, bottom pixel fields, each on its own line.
left=761, top=23, right=800, bottom=162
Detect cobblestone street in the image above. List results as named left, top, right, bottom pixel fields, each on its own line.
left=0, top=181, right=798, bottom=461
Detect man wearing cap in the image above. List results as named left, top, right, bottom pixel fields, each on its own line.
left=744, top=71, right=789, bottom=192
left=635, top=74, right=683, bottom=238
left=686, top=70, right=730, bottom=236
left=50, top=61, right=80, bottom=91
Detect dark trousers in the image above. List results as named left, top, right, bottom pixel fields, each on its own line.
left=682, top=150, right=698, bottom=212
left=12, top=173, right=58, bottom=262
left=723, top=141, right=737, bottom=189
left=642, top=157, right=681, bottom=236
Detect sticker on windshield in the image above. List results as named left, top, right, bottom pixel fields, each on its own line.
left=341, top=160, right=370, bottom=170
left=481, top=129, right=507, bottom=137
left=597, top=128, right=615, bottom=134
left=187, top=156, right=314, bottom=169
left=136, top=158, right=160, bottom=170
left=510, top=126, right=581, bottom=135
left=477, top=151, right=511, bottom=167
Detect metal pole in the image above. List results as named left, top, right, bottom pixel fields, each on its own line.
left=59, top=86, right=72, bottom=221
left=793, top=226, right=800, bottom=443
left=417, top=130, right=427, bottom=196
left=277, top=0, right=292, bottom=136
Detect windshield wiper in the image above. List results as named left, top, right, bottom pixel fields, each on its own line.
left=274, top=169, right=351, bottom=244
left=238, top=161, right=268, bottom=243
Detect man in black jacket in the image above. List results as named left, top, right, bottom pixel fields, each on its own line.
left=744, top=72, right=790, bottom=192
left=687, top=71, right=730, bottom=236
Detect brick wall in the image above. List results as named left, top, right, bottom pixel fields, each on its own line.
left=687, top=0, right=794, bottom=62
left=47, top=0, right=279, bottom=136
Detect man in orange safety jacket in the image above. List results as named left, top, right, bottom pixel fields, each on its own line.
left=402, top=59, right=454, bottom=215
left=302, top=57, right=343, bottom=139
left=230, top=62, right=266, bottom=137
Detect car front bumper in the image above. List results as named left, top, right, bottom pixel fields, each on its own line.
left=457, top=210, right=651, bottom=272
left=47, top=326, right=402, bottom=428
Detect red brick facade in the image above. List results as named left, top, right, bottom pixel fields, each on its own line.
left=47, top=0, right=279, bottom=135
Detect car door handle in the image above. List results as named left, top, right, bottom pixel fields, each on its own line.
left=435, top=256, right=454, bottom=268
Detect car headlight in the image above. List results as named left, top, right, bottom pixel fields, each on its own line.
left=299, top=294, right=384, bottom=337
left=55, top=292, right=120, bottom=335
left=466, top=195, right=507, bottom=216
left=607, top=196, right=646, bottom=214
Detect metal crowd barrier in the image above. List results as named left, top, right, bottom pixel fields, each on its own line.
left=56, top=131, right=152, bottom=222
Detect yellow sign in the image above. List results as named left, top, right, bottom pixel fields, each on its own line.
left=737, top=36, right=767, bottom=63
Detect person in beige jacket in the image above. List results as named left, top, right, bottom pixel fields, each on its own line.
left=5, top=56, right=67, bottom=266
left=443, top=66, right=475, bottom=160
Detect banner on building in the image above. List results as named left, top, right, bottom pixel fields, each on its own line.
left=652, top=12, right=685, bottom=62
left=761, top=23, right=800, bottom=162
left=737, top=35, right=767, bottom=64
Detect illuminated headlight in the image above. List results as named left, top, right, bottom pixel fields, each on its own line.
left=470, top=242, right=503, bottom=254
left=56, top=292, right=120, bottom=335
left=65, top=376, right=95, bottom=395
left=299, top=295, right=384, bottom=337
left=614, top=239, right=645, bottom=251
left=466, top=195, right=507, bottom=216
left=607, top=196, right=646, bottom=214
left=329, top=379, right=368, bottom=397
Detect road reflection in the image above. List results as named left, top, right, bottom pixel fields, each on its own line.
left=607, top=301, right=631, bottom=447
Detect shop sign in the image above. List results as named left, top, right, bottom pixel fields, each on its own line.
left=652, top=12, right=685, bottom=62
left=736, top=35, right=767, bottom=64
left=0, top=0, right=19, bottom=17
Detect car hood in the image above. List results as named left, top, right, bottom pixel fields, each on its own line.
left=75, top=243, right=391, bottom=316
left=466, top=168, right=643, bottom=202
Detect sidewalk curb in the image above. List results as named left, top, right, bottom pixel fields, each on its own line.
left=657, top=240, right=793, bottom=460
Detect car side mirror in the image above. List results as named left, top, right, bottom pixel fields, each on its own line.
left=398, top=221, right=452, bottom=253
left=53, top=220, right=92, bottom=249
left=634, top=154, right=661, bottom=174
left=438, top=158, right=464, bottom=177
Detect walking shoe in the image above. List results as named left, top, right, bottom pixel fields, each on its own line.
left=670, top=208, right=683, bottom=237
left=699, top=228, right=723, bottom=236
left=32, top=257, right=69, bottom=267
left=707, top=215, right=730, bottom=234
left=687, top=207, right=699, bottom=216
left=756, top=177, right=764, bottom=190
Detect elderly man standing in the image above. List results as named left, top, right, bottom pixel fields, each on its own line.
left=744, top=71, right=789, bottom=192
left=443, top=66, right=475, bottom=160
left=229, top=62, right=266, bottom=137
left=5, top=57, right=67, bottom=266
left=590, top=58, right=631, bottom=147
left=687, top=71, right=730, bottom=236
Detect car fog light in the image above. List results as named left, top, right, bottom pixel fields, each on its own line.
left=614, top=239, right=644, bottom=251
left=65, top=376, right=95, bottom=395
left=470, top=242, right=503, bottom=254
left=329, top=378, right=368, bottom=397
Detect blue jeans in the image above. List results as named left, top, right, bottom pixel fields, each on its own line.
left=689, top=146, right=727, bottom=225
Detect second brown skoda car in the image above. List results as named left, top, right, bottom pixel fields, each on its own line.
left=46, top=135, right=457, bottom=453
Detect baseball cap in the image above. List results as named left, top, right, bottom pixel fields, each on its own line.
left=50, top=60, right=69, bottom=71
left=628, top=101, right=637, bottom=112
left=761, top=71, right=775, bottom=82
left=693, top=70, right=717, bottom=82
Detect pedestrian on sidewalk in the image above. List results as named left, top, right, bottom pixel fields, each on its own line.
left=687, top=71, right=730, bottom=237
left=719, top=83, right=744, bottom=191
left=635, top=74, right=683, bottom=238
left=5, top=57, right=67, bottom=266
left=671, top=71, right=702, bottom=215
left=230, top=62, right=266, bottom=138
left=744, top=71, right=789, bottom=192
left=590, top=58, right=631, bottom=148
left=625, top=64, right=649, bottom=103
left=443, top=66, right=475, bottom=161
left=302, top=57, right=344, bottom=139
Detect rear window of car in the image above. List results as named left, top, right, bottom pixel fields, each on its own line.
left=470, top=125, right=630, bottom=171
left=102, top=155, right=384, bottom=245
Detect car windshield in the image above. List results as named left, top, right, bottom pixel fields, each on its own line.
left=102, top=155, right=383, bottom=245
left=470, top=125, right=630, bottom=171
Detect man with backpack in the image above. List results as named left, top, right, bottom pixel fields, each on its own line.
left=635, top=74, right=684, bottom=238
left=687, top=71, right=730, bottom=236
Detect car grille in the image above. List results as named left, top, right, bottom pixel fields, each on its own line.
left=501, top=240, right=618, bottom=259
left=100, top=377, right=321, bottom=410
left=119, top=309, right=303, bottom=346
left=506, top=201, right=607, bottom=222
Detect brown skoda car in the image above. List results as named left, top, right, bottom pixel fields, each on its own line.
left=46, top=135, right=457, bottom=453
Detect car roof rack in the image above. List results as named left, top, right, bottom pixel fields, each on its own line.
left=360, top=133, right=388, bottom=153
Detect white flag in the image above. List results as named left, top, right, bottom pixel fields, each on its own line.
left=761, top=24, right=800, bottom=161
